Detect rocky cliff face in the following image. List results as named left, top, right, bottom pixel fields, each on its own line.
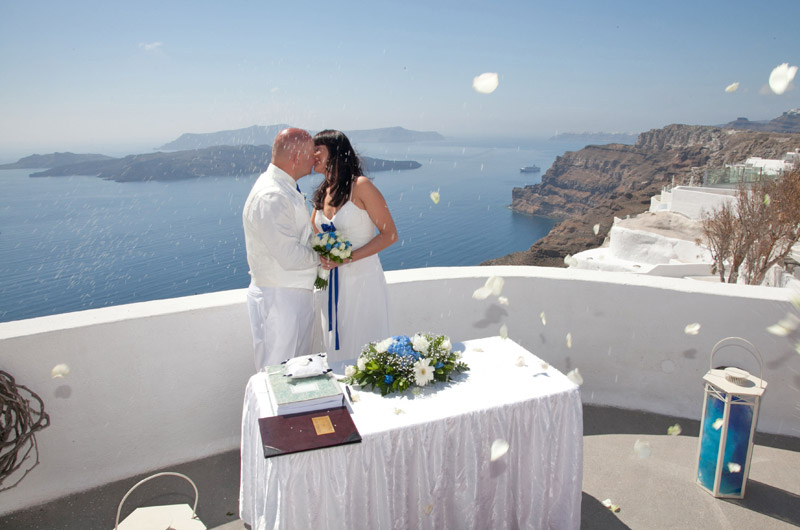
left=486, top=124, right=800, bottom=267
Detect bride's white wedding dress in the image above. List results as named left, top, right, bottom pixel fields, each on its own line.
left=315, top=200, right=390, bottom=361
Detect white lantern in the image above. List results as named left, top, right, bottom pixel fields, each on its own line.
left=695, top=338, right=767, bottom=499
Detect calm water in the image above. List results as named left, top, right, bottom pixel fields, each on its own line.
left=0, top=138, right=586, bottom=322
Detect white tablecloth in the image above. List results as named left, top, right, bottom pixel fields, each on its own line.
left=239, top=336, right=583, bottom=530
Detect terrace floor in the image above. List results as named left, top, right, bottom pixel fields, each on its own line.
left=1, top=405, right=798, bottom=530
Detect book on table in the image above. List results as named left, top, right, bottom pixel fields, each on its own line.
left=258, top=405, right=362, bottom=458
left=264, top=365, right=345, bottom=416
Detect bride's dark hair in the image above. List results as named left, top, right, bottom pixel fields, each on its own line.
left=312, top=130, right=364, bottom=210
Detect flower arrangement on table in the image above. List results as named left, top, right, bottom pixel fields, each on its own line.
left=343, top=333, right=469, bottom=396
left=312, top=230, right=352, bottom=289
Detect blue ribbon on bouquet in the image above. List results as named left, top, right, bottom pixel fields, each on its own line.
left=320, top=222, right=341, bottom=351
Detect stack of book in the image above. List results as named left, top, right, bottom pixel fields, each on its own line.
left=259, top=366, right=361, bottom=458
left=264, top=366, right=345, bottom=415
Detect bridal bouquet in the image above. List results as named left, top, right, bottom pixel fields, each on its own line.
left=312, top=230, right=352, bottom=289
left=343, top=333, right=469, bottom=396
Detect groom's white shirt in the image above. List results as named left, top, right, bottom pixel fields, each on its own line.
left=243, top=163, right=317, bottom=288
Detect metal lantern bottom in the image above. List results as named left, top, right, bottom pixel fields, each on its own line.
left=695, top=338, right=767, bottom=499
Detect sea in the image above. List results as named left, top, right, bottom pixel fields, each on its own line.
left=0, top=138, right=588, bottom=323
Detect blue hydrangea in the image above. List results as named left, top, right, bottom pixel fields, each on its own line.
left=384, top=374, right=394, bottom=384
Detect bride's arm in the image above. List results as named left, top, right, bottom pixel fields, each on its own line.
left=311, top=208, right=320, bottom=234
left=348, top=176, right=398, bottom=263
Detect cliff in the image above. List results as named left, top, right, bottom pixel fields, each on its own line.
left=485, top=124, right=800, bottom=267
left=29, top=145, right=420, bottom=182
left=720, top=108, right=800, bottom=133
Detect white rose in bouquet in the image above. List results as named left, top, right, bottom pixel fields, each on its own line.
left=411, top=334, right=429, bottom=353
left=344, top=365, right=356, bottom=378
left=357, top=356, right=367, bottom=371
left=375, top=337, right=393, bottom=353
left=441, top=338, right=452, bottom=352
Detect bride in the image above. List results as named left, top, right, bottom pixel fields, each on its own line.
left=311, top=130, right=398, bottom=361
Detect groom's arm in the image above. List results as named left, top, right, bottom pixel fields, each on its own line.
left=253, top=192, right=318, bottom=271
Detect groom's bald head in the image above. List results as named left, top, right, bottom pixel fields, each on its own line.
left=272, top=128, right=315, bottom=179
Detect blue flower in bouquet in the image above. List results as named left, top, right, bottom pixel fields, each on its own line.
left=435, top=362, right=444, bottom=369
left=387, top=335, right=420, bottom=359
left=384, top=374, right=394, bottom=384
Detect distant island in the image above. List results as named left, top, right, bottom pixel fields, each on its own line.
left=548, top=132, right=638, bottom=144
left=23, top=145, right=421, bottom=182
left=719, top=108, right=800, bottom=133
left=158, top=125, right=445, bottom=151
left=0, top=152, right=114, bottom=170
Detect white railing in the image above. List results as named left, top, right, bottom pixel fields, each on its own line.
left=0, top=266, right=797, bottom=514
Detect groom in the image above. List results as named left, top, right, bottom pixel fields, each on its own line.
left=243, top=128, right=319, bottom=371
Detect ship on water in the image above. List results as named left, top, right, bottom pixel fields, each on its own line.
left=520, top=165, right=540, bottom=173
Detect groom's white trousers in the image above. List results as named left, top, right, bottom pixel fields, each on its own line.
left=247, top=284, right=313, bottom=371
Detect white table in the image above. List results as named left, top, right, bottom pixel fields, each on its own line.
left=239, top=336, right=583, bottom=530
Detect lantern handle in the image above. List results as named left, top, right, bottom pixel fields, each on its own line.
left=709, top=337, right=764, bottom=386
left=114, top=471, right=200, bottom=530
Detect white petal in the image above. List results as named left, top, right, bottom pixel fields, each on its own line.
left=499, top=324, right=508, bottom=339
left=514, top=355, right=527, bottom=367
left=727, top=462, right=742, bottom=473
left=777, top=312, right=800, bottom=331
left=472, top=72, right=499, bottom=94
left=51, top=363, right=70, bottom=378
left=566, top=368, right=583, bottom=386
left=490, top=439, right=509, bottom=461
left=634, top=439, right=651, bottom=459
left=593, top=224, right=600, bottom=235
left=394, top=407, right=405, bottom=415
left=667, top=423, right=682, bottom=436
left=564, top=254, right=578, bottom=267
left=472, top=286, right=492, bottom=300
left=602, top=499, right=621, bottom=513
left=767, top=323, right=791, bottom=336
left=712, top=418, right=724, bottom=430
left=769, top=63, right=798, bottom=95
left=424, top=504, right=434, bottom=515
left=540, top=361, right=549, bottom=370
left=763, top=193, right=771, bottom=206
left=725, top=82, right=739, bottom=93
left=485, top=276, right=504, bottom=296
left=498, top=296, right=509, bottom=305
left=684, top=323, right=701, bottom=335
left=350, top=390, right=361, bottom=402
left=566, top=332, right=573, bottom=348
left=429, top=191, right=440, bottom=204
left=540, top=312, right=546, bottom=326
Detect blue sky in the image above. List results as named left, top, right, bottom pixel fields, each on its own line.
left=1, top=0, right=798, bottom=156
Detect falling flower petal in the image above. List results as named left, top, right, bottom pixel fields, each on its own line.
left=472, top=347, right=484, bottom=352
left=727, top=462, right=742, bottom=473
left=490, top=439, right=509, bottom=461
left=602, top=499, right=621, bottom=513
left=769, top=63, right=797, bottom=95
left=684, top=323, right=701, bottom=335
left=515, top=356, right=527, bottom=367
left=634, top=439, right=651, bottom=459
left=790, top=295, right=800, bottom=312
left=564, top=254, right=578, bottom=267
left=394, top=407, right=405, bottom=415
left=485, top=276, right=504, bottom=296
left=593, top=224, right=600, bottom=235
left=424, top=504, right=434, bottom=515
left=540, top=361, right=549, bottom=370
left=725, top=82, right=740, bottom=93
left=499, top=324, right=508, bottom=339
left=498, top=296, right=509, bottom=305
left=667, top=424, right=682, bottom=436
left=566, top=368, right=583, bottom=386
left=51, top=363, right=70, bottom=378
left=767, top=323, right=791, bottom=336
left=472, top=72, right=499, bottom=94
left=763, top=193, right=771, bottom=206
left=712, top=418, right=724, bottom=430
left=350, top=390, right=361, bottom=402
left=430, top=191, right=440, bottom=204
left=566, top=332, right=573, bottom=348
left=472, top=286, right=492, bottom=300
left=540, top=312, right=547, bottom=326
left=778, top=313, right=800, bottom=331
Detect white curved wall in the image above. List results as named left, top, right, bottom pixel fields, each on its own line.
left=1, top=266, right=798, bottom=514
